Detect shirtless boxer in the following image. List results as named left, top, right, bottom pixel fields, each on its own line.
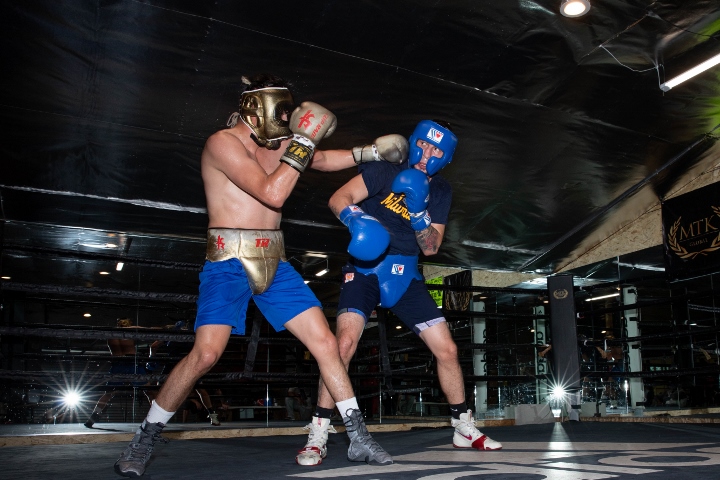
left=114, top=73, right=407, bottom=477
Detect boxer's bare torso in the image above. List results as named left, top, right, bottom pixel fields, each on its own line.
left=201, top=124, right=288, bottom=230
left=201, top=122, right=354, bottom=231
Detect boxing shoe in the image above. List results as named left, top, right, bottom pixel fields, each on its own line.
left=344, top=409, right=393, bottom=465
left=451, top=410, right=502, bottom=450
left=296, top=416, right=337, bottom=466
left=114, top=420, right=168, bottom=477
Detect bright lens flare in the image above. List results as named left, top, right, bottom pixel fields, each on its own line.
left=63, top=391, right=81, bottom=407
left=551, top=385, right=566, bottom=398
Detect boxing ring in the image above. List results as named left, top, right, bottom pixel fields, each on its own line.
left=2, top=275, right=720, bottom=426
left=3, top=274, right=720, bottom=480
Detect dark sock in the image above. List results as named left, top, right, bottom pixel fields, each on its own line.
left=449, top=402, right=467, bottom=420
left=315, top=406, right=334, bottom=419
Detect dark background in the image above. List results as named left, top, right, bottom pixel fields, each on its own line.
left=1, top=0, right=720, bottom=423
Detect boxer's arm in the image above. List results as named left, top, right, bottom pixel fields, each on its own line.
left=311, top=133, right=409, bottom=172
left=309, top=148, right=357, bottom=172
left=330, top=175, right=389, bottom=261
left=328, top=174, right=369, bottom=217
left=415, top=223, right=445, bottom=256
left=203, top=131, right=300, bottom=209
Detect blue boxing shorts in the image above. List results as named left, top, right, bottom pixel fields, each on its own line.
left=195, top=258, right=321, bottom=335
left=337, top=264, right=445, bottom=335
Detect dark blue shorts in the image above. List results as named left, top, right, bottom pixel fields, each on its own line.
left=108, top=361, right=148, bottom=387
left=337, top=263, right=445, bottom=335
left=195, top=259, right=321, bottom=335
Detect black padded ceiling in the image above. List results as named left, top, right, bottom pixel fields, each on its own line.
left=1, top=0, right=720, bottom=308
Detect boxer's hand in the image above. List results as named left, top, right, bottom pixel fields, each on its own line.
left=352, top=134, right=408, bottom=165
left=392, top=169, right=432, bottom=231
left=280, top=102, right=337, bottom=172
left=339, top=205, right=390, bottom=261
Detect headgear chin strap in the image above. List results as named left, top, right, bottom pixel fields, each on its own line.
left=408, top=120, right=458, bottom=176
left=239, top=87, right=294, bottom=150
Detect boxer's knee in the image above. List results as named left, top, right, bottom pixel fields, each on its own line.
left=337, top=334, right=359, bottom=363
left=187, top=346, right=222, bottom=373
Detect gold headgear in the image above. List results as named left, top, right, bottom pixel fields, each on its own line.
left=237, top=87, right=294, bottom=150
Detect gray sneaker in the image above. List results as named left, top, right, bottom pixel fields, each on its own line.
left=114, top=421, right=168, bottom=477
left=343, top=409, right=393, bottom=465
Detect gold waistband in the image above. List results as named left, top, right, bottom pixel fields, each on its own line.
left=206, top=228, right=286, bottom=294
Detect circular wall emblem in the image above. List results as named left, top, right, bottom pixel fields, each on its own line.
left=553, top=289, right=568, bottom=300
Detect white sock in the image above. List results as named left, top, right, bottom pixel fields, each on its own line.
left=145, top=400, right=174, bottom=425
left=336, top=398, right=360, bottom=418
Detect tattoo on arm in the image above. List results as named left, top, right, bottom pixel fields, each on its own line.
left=415, top=225, right=440, bottom=253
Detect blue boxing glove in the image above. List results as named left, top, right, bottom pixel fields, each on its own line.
left=339, top=204, right=390, bottom=261
left=391, top=168, right=431, bottom=231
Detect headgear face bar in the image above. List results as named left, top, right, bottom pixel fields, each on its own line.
left=240, top=87, right=294, bottom=150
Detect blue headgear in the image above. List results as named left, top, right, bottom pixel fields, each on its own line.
left=408, top=120, right=458, bottom=176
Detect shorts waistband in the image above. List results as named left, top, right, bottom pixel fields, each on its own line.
left=206, top=228, right=286, bottom=262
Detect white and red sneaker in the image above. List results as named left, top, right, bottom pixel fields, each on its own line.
left=296, top=416, right=337, bottom=466
left=451, top=410, right=502, bottom=450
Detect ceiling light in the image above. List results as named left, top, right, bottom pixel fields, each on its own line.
left=660, top=52, right=720, bottom=92
left=1, top=276, right=10, bottom=280
left=116, top=262, right=124, bottom=271
left=84, top=313, right=91, bottom=317
left=99, top=271, right=110, bottom=275
left=303, top=280, right=310, bottom=284
left=560, top=0, right=590, bottom=17
left=585, top=292, right=620, bottom=302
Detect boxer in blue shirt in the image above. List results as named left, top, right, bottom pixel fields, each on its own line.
left=296, top=120, right=501, bottom=467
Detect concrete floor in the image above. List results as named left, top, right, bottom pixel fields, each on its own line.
left=4, top=414, right=720, bottom=479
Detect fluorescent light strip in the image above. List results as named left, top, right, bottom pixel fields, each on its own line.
left=615, top=261, right=665, bottom=272
left=585, top=292, right=620, bottom=302
left=660, top=52, right=720, bottom=92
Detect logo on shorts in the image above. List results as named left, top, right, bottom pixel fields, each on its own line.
left=391, top=264, right=405, bottom=275
left=216, top=235, right=225, bottom=250
left=427, top=128, right=444, bottom=143
left=255, top=238, right=270, bottom=248
left=344, top=272, right=354, bottom=283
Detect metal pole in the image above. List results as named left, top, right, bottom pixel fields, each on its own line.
left=378, top=382, right=382, bottom=423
